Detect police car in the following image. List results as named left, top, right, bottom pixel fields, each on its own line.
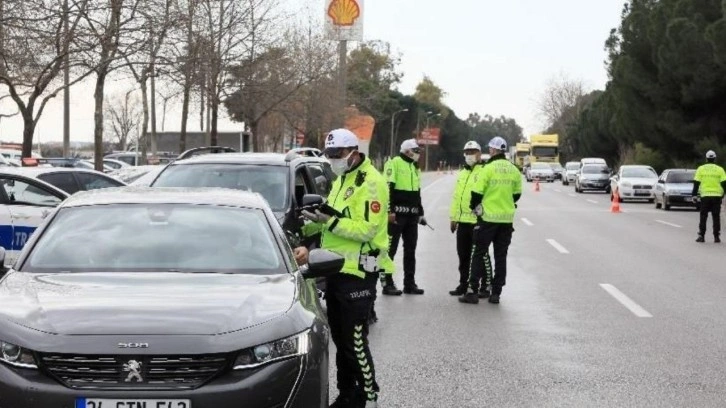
left=0, top=167, right=126, bottom=267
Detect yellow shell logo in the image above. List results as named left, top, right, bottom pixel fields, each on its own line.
left=328, top=0, right=361, bottom=26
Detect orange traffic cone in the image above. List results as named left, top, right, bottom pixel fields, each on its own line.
left=610, top=189, right=621, bottom=213
left=534, top=179, right=540, bottom=192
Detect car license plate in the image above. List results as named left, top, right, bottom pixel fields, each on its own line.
left=634, top=190, right=650, bottom=196
left=77, top=399, right=191, bottom=408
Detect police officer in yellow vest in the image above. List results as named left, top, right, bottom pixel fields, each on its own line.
left=460, top=137, right=522, bottom=304
left=692, top=150, right=726, bottom=243
left=383, top=139, right=427, bottom=295
left=449, top=141, right=493, bottom=297
left=301, top=129, right=387, bottom=408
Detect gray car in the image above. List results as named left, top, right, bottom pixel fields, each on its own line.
left=575, top=164, right=611, bottom=193
left=0, top=187, right=341, bottom=408
left=654, top=169, right=697, bottom=210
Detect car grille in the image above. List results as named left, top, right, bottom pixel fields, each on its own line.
left=633, top=185, right=653, bottom=190
left=40, top=353, right=230, bottom=390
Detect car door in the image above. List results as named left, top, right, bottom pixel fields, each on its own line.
left=0, top=175, right=66, bottom=266
left=73, top=171, right=126, bottom=191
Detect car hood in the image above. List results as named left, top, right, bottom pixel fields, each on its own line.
left=620, top=177, right=657, bottom=185
left=0, top=272, right=295, bottom=335
left=581, top=174, right=609, bottom=180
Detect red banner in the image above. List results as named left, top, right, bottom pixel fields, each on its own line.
left=417, top=128, right=441, bottom=145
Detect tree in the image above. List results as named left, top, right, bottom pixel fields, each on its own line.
left=0, top=0, right=94, bottom=158
left=105, top=90, right=142, bottom=150
left=78, top=0, right=144, bottom=170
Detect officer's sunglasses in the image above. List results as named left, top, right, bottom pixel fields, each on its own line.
left=411, top=148, right=421, bottom=154
left=324, top=147, right=349, bottom=159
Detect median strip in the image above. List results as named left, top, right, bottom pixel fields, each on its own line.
left=599, top=284, right=653, bottom=318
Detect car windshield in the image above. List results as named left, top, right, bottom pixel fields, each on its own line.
left=666, top=171, right=695, bottom=183
left=622, top=167, right=657, bottom=178
left=582, top=165, right=609, bottom=174
left=566, top=163, right=580, bottom=170
left=22, top=204, right=284, bottom=274
left=152, top=164, right=289, bottom=211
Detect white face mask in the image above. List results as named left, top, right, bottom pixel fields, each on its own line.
left=330, top=151, right=353, bottom=176
left=464, top=154, right=478, bottom=166
left=411, top=153, right=420, bottom=162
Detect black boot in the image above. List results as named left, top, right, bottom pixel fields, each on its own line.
left=716, top=236, right=721, bottom=243
left=458, top=290, right=479, bottom=304
left=489, top=286, right=502, bottom=304
left=329, top=393, right=353, bottom=408
left=696, top=235, right=705, bottom=243
left=403, top=284, right=424, bottom=295
left=478, top=287, right=491, bottom=298
left=488, top=294, right=500, bottom=304
left=449, top=285, right=467, bottom=296
left=382, top=283, right=402, bottom=296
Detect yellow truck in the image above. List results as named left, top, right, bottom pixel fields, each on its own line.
left=514, top=142, right=530, bottom=169
left=528, top=134, right=559, bottom=164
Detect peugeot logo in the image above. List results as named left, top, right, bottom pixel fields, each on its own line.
left=123, top=360, right=143, bottom=383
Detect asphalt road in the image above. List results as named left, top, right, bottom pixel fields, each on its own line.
left=331, top=172, right=726, bottom=407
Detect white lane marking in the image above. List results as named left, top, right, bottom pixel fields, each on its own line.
left=568, top=193, right=576, bottom=197
left=546, top=239, right=570, bottom=254
left=655, top=219, right=682, bottom=228
left=521, top=218, right=533, bottom=226
left=586, top=199, right=599, bottom=204
left=422, top=176, right=449, bottom=192
left=599, top=284, right=653, bottom=318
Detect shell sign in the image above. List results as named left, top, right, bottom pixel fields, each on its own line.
left=325, top=0, right=364, bottom=41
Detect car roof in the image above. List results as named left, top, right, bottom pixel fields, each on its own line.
left=663, top=168, right=695, bottom=172
left=61, top=187, right=270, bottom=209
left=620, top=165, right=653, bottom=168
left=0, top=166, right=108, bottom=177
left=170, top=152, right=328, bottom=167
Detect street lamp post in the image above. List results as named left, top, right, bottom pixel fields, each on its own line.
left=390, top=108, right=409, bottom=158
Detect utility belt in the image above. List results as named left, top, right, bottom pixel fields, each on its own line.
left=392, top=205, right=421, bottom=215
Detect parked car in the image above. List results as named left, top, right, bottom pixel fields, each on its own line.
left=575, top=163, right=611, bottom=193
left=525, top=162, right=555, bottom=182
left=0, top=170, right=69, bottom=267
left=562, top=161, right=580, bottom=186
left=1, top=167, right=126, bottom=195
left=610, top=165, right=658, bottom=202
left=549, top=162, right=564, bottom=180
left=109, top=165, right=165, bottom=185
left=654, top=169, right=697, bottom=210
left=0, top=187, right=339, bottom=407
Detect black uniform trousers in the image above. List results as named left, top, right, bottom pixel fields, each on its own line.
left=699, top=196, right=723, bottom=238
left=468, top=221, right=514, bottom=294
left=456, top=222, right=491, bottom=289
left=388, top=215, right=419, bottom=288
left=326, top=273, right=379, bottom=402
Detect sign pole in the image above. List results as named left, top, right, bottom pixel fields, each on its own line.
left=338, top=39, right=348, bottom=127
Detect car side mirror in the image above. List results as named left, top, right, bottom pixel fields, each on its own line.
left=657, top=179, right=665, bottom=184
left=301, top=249, right=344, bottom=279
left=302, top=194, right=324, bottom=207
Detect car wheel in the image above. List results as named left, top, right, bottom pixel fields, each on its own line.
left=663, top=196, right=671, bottom=211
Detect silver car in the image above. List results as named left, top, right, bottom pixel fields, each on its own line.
left=525, top=162, right=555, bottom=182
left=562, top=161, right=580, bottom=186
left=610, top=165, right=658, bottom=202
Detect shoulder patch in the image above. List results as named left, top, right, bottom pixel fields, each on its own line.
left=371, top=201, right=381, bottom=213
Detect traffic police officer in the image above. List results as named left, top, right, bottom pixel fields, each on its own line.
left=692, top=150, right=726, bottom=243
left=460, top=137, right=522, bottom=304
left=301, top=129, right=387, bottom=408
left=383, top=139, right=426, bottom=295
left=449, top=141, right=493, bottom=297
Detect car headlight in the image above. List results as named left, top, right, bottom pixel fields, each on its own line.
left=0, top=340, right=37, bottom=369
left=233, top=330, right=310, bottom=370
left=621, top=182, right=632, bottom=188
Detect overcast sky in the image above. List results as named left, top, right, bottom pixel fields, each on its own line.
left=0, top=0, right=624, bottom=144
